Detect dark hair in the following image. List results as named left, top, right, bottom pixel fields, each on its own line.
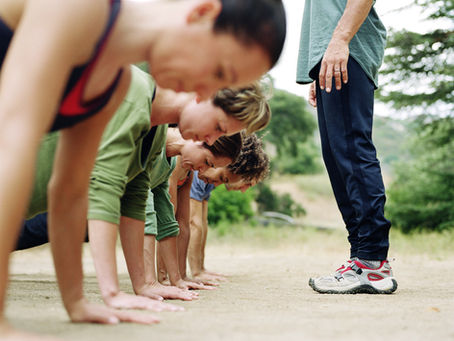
left=228, top=133, right=269, bottom=183
left=203, top=133, right=243, bottom=163
left=214, top=0, right=286, bottom=67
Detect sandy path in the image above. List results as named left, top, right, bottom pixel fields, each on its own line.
left=7, top=232, right=454, bottom=341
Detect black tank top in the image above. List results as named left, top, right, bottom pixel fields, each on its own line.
left=0, top=0, right=123, bottom=131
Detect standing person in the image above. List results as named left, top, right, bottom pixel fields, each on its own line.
left=0, top=0, right=286, bottom=338
left=296, top=0, right=397, bottom=294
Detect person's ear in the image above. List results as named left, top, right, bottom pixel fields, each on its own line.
left=186, top=0, right=222, bottom=24
left=195, top=95, right=202, bottom=103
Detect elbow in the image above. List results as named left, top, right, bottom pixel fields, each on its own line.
left=47, top=176, right=89, bottom=211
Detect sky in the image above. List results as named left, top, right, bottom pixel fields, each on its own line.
left=269, top=0, right=430, bottom=100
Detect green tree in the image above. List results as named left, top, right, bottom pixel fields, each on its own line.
left=378, top=1, right=454, bottom=231
left=262, top=89, right=320, bottom=174
left=208, top=186, right=255, bottom=225
left=378, top=0, right=453, bottom=112
left=254, top=182, right=306, bottom=217
left=386, top=117, right=454, bottom=232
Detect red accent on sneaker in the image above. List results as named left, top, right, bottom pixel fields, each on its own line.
left=353, top=260, right=369, bottom=269
left=336, top=266, right=345, bottom=272
left=368, top=273, right=385, bottom=281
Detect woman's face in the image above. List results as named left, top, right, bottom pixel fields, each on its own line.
left=178, top=100, right=245, bottom=145
left=198, top=167, right=256, bottom=192
left=149, top=9, right=270, bottom=101
left=180, top=141, right=232, bottom=173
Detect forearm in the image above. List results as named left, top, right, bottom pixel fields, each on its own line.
left=88, top=219, right=120, bottom=301
left=177, top=221, right=190, bottom=278
left=144, top=235, right=157, bottom=284
left=158, top=236, right=182, bottom=285
left=0, top=122, right=44, bottom=265
left=176, top=177, right=191, bottom=278
left=332, top=0, right=374, bottom=44
left=48, top=187, right=88, bottom=310
left=118, top=216, right=148, bottom=294
left=188, top=221, right=203, bottom=276
left=156, top=243, right=168, bottom=283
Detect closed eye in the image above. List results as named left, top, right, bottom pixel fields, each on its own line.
left=216, top=123, right=227, bottom=134
left=215, top=66, right=225, bottom=81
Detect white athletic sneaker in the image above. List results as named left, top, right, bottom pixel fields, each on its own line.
left=309, top=260, right=398, bottom=294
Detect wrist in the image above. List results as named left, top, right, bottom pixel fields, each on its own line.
left=100, top=287, right=120, bottom=302
left=63, top=294, right=86, bottom=315
left=169, top=273, right=182, bottom=286
left=330, top=31, right=350, bottom=46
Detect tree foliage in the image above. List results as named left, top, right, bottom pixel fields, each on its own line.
left=386, top=117, right=454, bottom=232
left=261, top=89, right=320, bottom=174
left=377, top=0, right=454, bottom=113
left=254, top=182, right=306, bottom=217
left=378, top=1, right=454, bottom=232
left=207, top=186, right=255, bottom=225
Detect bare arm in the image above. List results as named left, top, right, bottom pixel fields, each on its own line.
left=188, top=199, right=204, bottom=276
left=88, top=218, right=179, bottom=312
left=155, top=164, right=180, bottom=281
left=175, top=172, right=193, bottom=278
left=0, top=1, right=105, bottom=314
left=48, top=67, right=131, bottom=324
left=168, top=159, right=182, bottom=214
left=319, top=0, right=374, bottom=92
left=144, top=234, right=197, bottom=301
left=159, top=236, right=211, bottom=290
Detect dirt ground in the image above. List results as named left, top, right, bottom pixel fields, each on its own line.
left=7, top=231, right=454, bottom=341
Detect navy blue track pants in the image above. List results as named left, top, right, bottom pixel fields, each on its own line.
left=313, top=57, right=391, bottom=260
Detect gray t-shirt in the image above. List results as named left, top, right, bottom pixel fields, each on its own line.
left=296, top=0, right=386, bottom=88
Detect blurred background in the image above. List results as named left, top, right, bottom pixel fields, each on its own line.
left=208, top=0, right=454, bottom=237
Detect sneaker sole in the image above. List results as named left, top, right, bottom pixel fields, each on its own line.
left=308, top=278, right=398, bottom=295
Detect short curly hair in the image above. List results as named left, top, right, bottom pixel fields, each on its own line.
left=212, top=81, right=271, bottom=135
left=227, top=133, right=269, bottom=183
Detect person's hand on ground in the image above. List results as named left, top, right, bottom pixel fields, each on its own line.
left=201, top=269, right=228, bottom=281
left=138, top=281, right=198, bottom=301
left=67, top=298, right=160, bottom=324
left=174, top=278, right=216, bottom=291
left=104, top=290, right=182, bottom=312
left=191, top=273, right=223, bottom=286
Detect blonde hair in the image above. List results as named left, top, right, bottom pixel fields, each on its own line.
left=212, top=81, right=271, bottom=134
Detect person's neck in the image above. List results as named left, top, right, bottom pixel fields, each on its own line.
left=165, top=128, right=185, bottom=158
left=105, top=0, right=188, bottom=66
left=150, top=88, right=195, bottom=126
